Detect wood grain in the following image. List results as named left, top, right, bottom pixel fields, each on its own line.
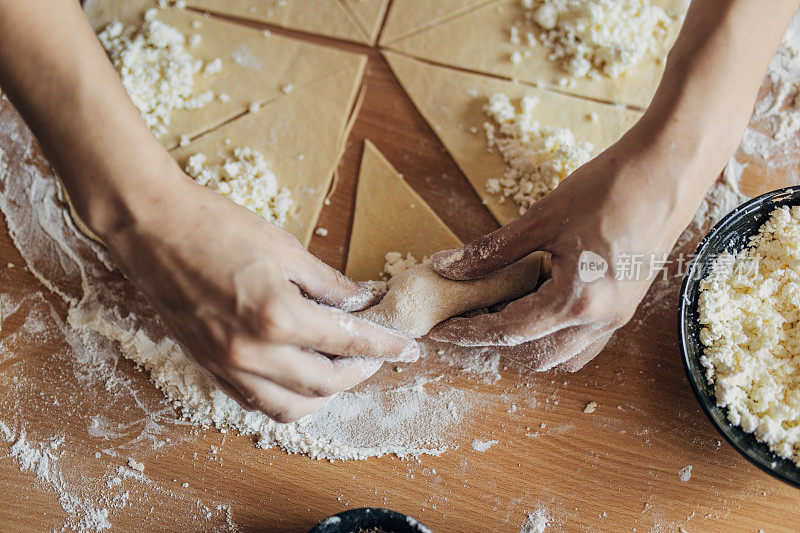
left=0, top=7, right=798, bottom=533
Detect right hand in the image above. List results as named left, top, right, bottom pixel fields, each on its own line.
left=95, top=172, right=420, bottom=423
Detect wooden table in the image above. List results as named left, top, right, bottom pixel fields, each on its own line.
left=1, top=11, right=798, bottom=533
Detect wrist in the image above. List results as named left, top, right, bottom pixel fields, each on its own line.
left=62, top=151, right=187, bottom=245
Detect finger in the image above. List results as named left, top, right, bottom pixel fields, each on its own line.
left=428, top=266, right=577, bottom=346
left=555, top=332, right=613, bottom=373
left=227, top=368, right=335, bottom=423
left=226, top=340, right=383, bottom=397
left=285, top=297, right=421, bottom=362
left=212, top=373, right=262, bottom=412
left=431, top=208, right=553, bottom=281
left=289, top=252, right=387, bottom=312
left=493, top=324, right=608, bottom=372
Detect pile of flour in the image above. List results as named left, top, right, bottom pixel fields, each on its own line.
left=0, top=99, right=483, bottom=462
left=483, top=93, right=593, bottom=214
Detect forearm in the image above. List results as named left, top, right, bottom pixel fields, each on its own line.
left=612, top=0, right=797, bottom=244
left=0, top=0, right=181, bottom=240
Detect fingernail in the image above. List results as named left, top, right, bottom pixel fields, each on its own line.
left=431, top=247, right=465, bottom=269
left=395, top=341, right=421, bottom=363
left=339, top=281, right=387, bottom=312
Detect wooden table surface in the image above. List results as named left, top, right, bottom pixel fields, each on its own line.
left=1, top=9, right=798, bottom=533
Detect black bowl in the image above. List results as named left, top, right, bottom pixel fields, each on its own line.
left=308, top=508, right=432, bottom=533
left=679, top=185, right=800, bottom=489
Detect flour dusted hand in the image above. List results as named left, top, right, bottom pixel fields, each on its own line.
left=97, top=175, right=420, bottom=423
left=356, top=252, right=550, bottom=338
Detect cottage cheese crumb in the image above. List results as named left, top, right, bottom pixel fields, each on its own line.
left=127, top=458, right=144, bottom=472
left=583, top=401, right=597, bottom=413
left=699, top=205, right=800, bottom=464
left=98, top=15, right=221, bottom=138
left=515, top=0, right=673, bottom=78
left=483, top=93, right=593, bottom=214
left=471, top=439, right=498, bottom=452
left=382, top=252, right=430, bottom=280
left=185, top=147, right=293, bottom=227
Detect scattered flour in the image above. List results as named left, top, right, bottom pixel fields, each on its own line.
left=483, top=93, right=593, bottom=214
left=0, top=100, right=479, bottom=463
left=471, top=438, right=498, bottom=452
left=515, top=0, right=674, bottom=78
left=519, top=508, right=550, bottom=533
left=583, top=401, right=597, bottom=414
left=699, top=206, right=800, bottom=465
left=678, top=465, right=692, bottom=482
left=98, top=12, right=221, bottom=138
left=185, top=147, right=293, bottom=227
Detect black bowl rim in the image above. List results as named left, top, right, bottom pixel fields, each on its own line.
left=679, top=185, right=800, bottom=489
left=308, top=507, right=431, bottom=533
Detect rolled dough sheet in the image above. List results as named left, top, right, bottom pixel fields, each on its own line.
left=345, top=140, right=462, bottom=281
left=185, top=0, right=390, bottom=45
left=170, top=65, right=365, bottom=248
left=381, top=0, right=690, bottom=109
left=355, top=251, right=549, bottom=338
left=342, top=0, right=392, bottom=44
left=84, top=2, right=367, bottom=150
left=378, top=0, right=496, bottom=45
left=384, top=51, right=642, bottom=226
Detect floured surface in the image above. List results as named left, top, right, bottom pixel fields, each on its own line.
left=384, top=51, right=641, bottom=225
left=346, top=140, right=462, bottom=281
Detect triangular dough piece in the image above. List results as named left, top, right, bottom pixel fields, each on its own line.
left=346, top=141, right=462, bottom=281
left=379, top=0, right=497, bottom=45
left=83, top=0, right=157, bottom=29
left=85, top=4, right=366, bottom=150
left=170, top=64, right=366, bottom=248
left=341, top=0, right=391, bottom=44
left=382, top=0, right=688, bottom=109
left=384, top=51, right=642, bottom=226
left=185, top=0, right=374, bottom=44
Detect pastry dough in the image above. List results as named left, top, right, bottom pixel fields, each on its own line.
left=379, top=0, right=493, bottom=45
left=185, top=0, right=390, bottom=45
left=383, top=51, right=642, bottom=226
left=382, top=0, right=689, bottom=108
left=170, top=66, right=365, bottom=247
left=346, top=141, right=462, bottom=281
left=85, top=3, right=367, bottom=150
left=356, top=252, right=550, bottom=338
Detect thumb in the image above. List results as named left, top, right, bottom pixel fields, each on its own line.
left=432, top=209, right=552, bottom=281
left=291, top=254, right=387, bottom=312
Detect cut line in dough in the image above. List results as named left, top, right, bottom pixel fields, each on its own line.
left=186, top=0, right=390, bottom=45
left=170, top=65, right=366, bottom=247
left=86, top=2, right=368, bottom=150
left=381, top=0, right=689, bottom=109
left=384, top=51, right=642, bottom=226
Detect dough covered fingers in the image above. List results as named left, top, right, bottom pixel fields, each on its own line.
left=355, top=251, right=551, bottom=339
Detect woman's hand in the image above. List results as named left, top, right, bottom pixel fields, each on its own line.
left=428, top=139, right=685, bottom=372
left=427, top=0, right=800, bottom=373
left=101, top=173, right=419, bottom=422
